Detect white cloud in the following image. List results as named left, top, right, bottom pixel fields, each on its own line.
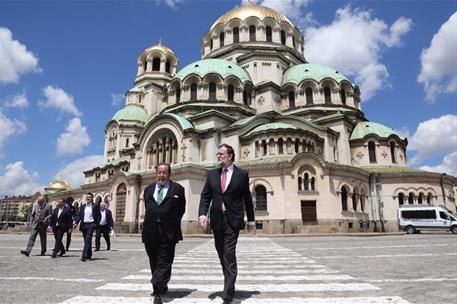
left=408, top=114, right=457, bottom=164
left=394, top=126, right=410, bottom=140
left=420, top=151, right=457, bottom=177
left=417, top=12, right=457, bottom=102
left=243, top=0, right=311, bottom=20
left=0, top=162, right=43, bottom=196
left=38, top=85, right=82, bottom=117
left=3, top=92, right=28, bottom=109
left=155, top=0, right=183, bottom=9
left=56, top=118, right=91, bottom=155
left=55, top=155, right=104, bottom=188
left=111, top=93, right=125, bottom=107
left=0, top=27, right=40, bottom=84
left=304, top=6, right=412, bottom=100
left=0, top=111, right=27, bottom=158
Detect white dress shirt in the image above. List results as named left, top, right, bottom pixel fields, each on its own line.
left=154, top=180, right=170, bottom=202
left=99, top=209, right=107, bottom=226
left=83, top=203, right=94, bottom=223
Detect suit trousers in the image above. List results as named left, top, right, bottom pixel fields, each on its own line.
left=144, top=225, right=176, bottom=295
left=66, top=230, right=72, bottom=251
left=213, top=214, right=240, bottom=300
left=95, top=225, right=111, bottom=250
left=81, top=222, right=96, bottom=259
left=52, top=227, right=66, bottom=255
left=26, top=224, right=47, bottom=254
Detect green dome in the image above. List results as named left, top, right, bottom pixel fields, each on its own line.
left=350, top=121, right=403, bottom=141
left=282, top=63, right=350, bottom=86
left=174, top=59, right=251, bottom=83
left=243, top=122, right=298, bottom=137
left=112, top=104, right=148, bottom=124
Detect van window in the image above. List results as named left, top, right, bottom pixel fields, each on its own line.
left=440, top=211, right=451, bottom=220
left=401, top=210, right=436, bottom=219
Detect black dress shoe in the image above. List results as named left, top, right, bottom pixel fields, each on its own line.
left=59, top=251, right=65, bottom=257
left=51, top=254, right=57, bottom=258
left=94, top=249, right=99, bottom=251
left=81, top=257, right=86, bottom=262
left=20, top=250, right=29, bottom=257
left=222, top=299, right=233, bottom=304
left=106, top=245, right=110, bottom=251
left=40, top=252, right=46, bottom=256
left=153, top=295, right=163, bottom=304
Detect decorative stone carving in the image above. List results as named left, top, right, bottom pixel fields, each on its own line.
left=356, top=151, right=364, bottom=159
left=381, top=151, right=388, bottom=159
left=257, top=96, right=265, bottom=105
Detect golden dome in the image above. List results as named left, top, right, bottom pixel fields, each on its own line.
left=210, top=5, right=294, bottom=30
left=144, top=41, right=176, bottom=58
left=46, top=179, right=71, bottom=191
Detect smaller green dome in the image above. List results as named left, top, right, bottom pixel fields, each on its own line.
left=174, top=59, right=251, bottom=83
left=282, top=63, right=350, bottom=86
left=350, top=121, right=403, bottom=141
left=243, top=122, right=298, bottom=137
left=112, top=104, right=148, bottom=124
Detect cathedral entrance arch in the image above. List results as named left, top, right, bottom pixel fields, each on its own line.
left=116, top=183, right=127, bottom=223
left=145, top=129, right=178, bottom=169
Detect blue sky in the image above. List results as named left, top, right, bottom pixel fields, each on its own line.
left=0, top=0, right=456, bottom=196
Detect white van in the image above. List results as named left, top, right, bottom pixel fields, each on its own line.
left=398, top=205, right=457, bottom=234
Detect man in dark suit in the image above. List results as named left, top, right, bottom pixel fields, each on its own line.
left=95, top=201, right=113, bottom=251
left=20, top=195, right=52, bottom=257
left=142, top=163, right=186, bottom=304
left=75, top=192, right=101, bottom=261
left=198, top=143, right=255, bottom=304
left=64, top=196, right=76, bottom=251
left=50, top=198, right=72, bottom=258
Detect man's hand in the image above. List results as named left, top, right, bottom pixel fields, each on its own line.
left=198, top=216, right=208, bottom=231
left=246, top=223, right=256, bottom=235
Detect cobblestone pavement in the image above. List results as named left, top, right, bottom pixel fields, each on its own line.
left=0, top=233, right=455, bottom=304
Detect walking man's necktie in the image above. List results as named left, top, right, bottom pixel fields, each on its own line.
left=157, top=186, right=164, bottom=206
left=221, top=169, right=228, bottom=193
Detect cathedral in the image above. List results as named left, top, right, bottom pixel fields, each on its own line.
left=46, top=4, right=456, bottom=233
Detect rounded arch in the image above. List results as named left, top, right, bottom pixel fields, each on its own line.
left=250, top=178, right=274, bottom=194
left=95, top=196, right=103, bottom=204
left=114, top=183, right=127, bottom=223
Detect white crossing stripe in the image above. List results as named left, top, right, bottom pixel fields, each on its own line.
left=164, top=263, right=327, bottom=269
left=61, top=296, right=412, bottom=304
left=313, top=253, right=457, bottom=259
left=367, top=277, right=457, bottom=283
left=140, top=268, right=340, bottom=274
left=97, top=283, right=380, bottom=292
left=122, top=274, right=354, bottom=281
left=172, top=259, right=316, bottom=264
left=0, top=277, right=103, bottom=283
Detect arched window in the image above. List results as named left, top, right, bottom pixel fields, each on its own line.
left=210, top=39, right=213, bottom=50
left=227, top=84, right=234, bottom=102
left=408, top=192, right=415, bottom=205
left=352, top=192, right=357, bottom=211
left=233, top=27, right=239, bottom=43
left=116, top=183, right=127, bottom=223
left=165, top=60, right=171, bottom=73
left=262, top=140, right=267, bottom=156
left=360, top=194, right=365, bottom=212
left=280, top=30, right=286, bottom=45
left=427, top=192, right=433, bottom=204
left=340, top=89, right=346, bottom=105
left=176, top=86, right=181, bottom=103
left=255, top=185, right=267, bottom=211
left=294, top=138, right=300, bottom=153
left=243, top=90, right=248, bottom=106
left=390, top=142, right=396, bottom=163
left=288, top=91, right=295, bottom=108
left=190, top=83, right=197, bottom=101
left=249, top=25, right=256, bottom=41
left=278, top=138, right=284, bottom=154
left=219, top=32, right=225, bottom=47
left=298, top=177, right=302, bottom=191
left=398, top=192, right=405, bottom=206
left=143, top=61, right=148, bottom=72
left=266, top=26, right=272, bottom=42
left=341, top=186, right=348, bottom=211
left=418, top=192, right=424, bottom=204
left=304, top=173, right=309, bottom=191
left=209, top=82, right=216, bottom=100
left=324, top=87, right=331, bottom=104
left=310, top=177, right=315, bottom=191
left=292, top=36, right=296, bottom=49
left=368, top=141, right=377, bottom=163
left=152, top=58, right=160, bottom=71
left=306, top=88, right=313, bottom=104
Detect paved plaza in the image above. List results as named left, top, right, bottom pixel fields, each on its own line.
left=0, top=233, right=456, bottom=304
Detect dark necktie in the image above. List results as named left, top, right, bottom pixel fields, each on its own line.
left=157, top=186, right=164, bottom=206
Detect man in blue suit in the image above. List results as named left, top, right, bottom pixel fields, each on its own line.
left=75, top=192, right=100, bottom=261
left=95, top=201, right=113, bottom=251
left=142, top=163, right=186, bottom=304
left=50, top=198, right=72, bottom=258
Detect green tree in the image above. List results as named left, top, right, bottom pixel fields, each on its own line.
left=18, top=203, right=32, bottom=222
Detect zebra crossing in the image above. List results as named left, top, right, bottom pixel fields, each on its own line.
left=60, top=237, right=412, bottom=304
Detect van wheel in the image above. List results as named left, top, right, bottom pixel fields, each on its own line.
left=405, top=226, right=416, bottom=234
left=451, top=226, right=457, bottom=234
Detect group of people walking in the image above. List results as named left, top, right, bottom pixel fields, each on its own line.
left=143, top=143, right=255, bottom=304
left=21, top=143, right=254, bottom=304
left=20, top=192, right=113, bottom=261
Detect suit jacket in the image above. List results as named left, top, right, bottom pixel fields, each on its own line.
left=199, top=165, right=255, bottom=231
left=99, top=208, right=113, bottom=229
left=31, top=203, right=52, bottom=229
left=141, top=180, right=186, bottom=244
left=50, top=205, right=72, bottom=231
left=76, top=202, right=101, bottom=230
